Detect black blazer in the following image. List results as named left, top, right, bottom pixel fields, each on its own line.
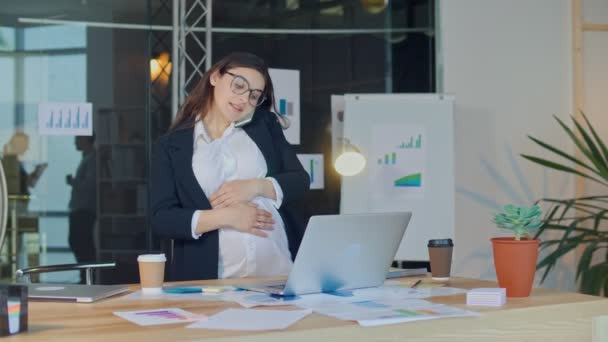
left=151, top=109, right=310, bottom=281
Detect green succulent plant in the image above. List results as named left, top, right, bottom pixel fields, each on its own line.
left=493, top=204, right=544, bottom=240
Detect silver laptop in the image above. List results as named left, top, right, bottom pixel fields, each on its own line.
left=238, top=212, right=411, bottom=296
left=28, top=284, right=129, bottom=303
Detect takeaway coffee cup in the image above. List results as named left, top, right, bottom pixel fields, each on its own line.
left=428, top=239, right=454, bottom=281
left=137, top=254, right=166, bottom=294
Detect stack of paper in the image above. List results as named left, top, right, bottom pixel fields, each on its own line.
left=466, top=288, right=506, bottom=307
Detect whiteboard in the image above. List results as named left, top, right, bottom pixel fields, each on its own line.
left=340, top=94, right=455, bottom=261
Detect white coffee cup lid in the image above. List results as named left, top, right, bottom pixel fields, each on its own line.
left=137, top=254, right=166, bottom=262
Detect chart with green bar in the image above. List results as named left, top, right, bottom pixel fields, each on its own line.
left=370, top=124, right=426, bottom=199
left=296, top=154, right=324, bottom=190
left=394, top=173, right=422, bottom=187
left=377, top=152, right=397, bottom=165
left=398, top=134, right=422, bottom=149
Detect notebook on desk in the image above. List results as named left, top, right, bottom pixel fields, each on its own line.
left=28, top=284, right=129, bottom=303
left=238, top=212, right=411, bottom=296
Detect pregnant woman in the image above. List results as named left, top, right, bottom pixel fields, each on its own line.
left=151, top=52, right=310, bottom=281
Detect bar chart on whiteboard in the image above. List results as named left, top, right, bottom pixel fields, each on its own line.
left=369, top=124, right=427, bottom=199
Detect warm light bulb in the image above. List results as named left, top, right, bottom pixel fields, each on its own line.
left=335, top=152, right=366, bottom=176
left=361, top=0, right=388, bottom=14
left=150, top=52, right=172, bottom=85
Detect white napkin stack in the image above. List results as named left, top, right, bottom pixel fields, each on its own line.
left=466, top=288, right=506, bottom=307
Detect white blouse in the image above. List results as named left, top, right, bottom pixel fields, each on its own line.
left=190, top=120, right=293, bottom=279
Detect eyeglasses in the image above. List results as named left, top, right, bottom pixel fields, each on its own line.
left=225, top=71, right=266, bottom=107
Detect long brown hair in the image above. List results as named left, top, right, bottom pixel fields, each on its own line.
left=169, top=52, right=286, bottom=131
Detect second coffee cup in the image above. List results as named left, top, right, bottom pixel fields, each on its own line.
left=428, top=239, right=454, bottom=281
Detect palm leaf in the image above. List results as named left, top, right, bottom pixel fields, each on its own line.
left=540, top=223, right=604, bottom=236
left=576, top=240, right=600, bottom=280
left=554, top=115, right=597, bottom=167
left=538, top=239, right=581, bottom=283
left=527, top=135, right=601, bottom=176
left=581, top=111, right=608, bottom=165
left=520, top=155, right=608, bottom=187
left=572, top=116, right=608, bottom=176
left=580, top=262, right=608, bottom=295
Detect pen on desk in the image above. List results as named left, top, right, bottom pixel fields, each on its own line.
left=410, top=280, right=422, bottom=289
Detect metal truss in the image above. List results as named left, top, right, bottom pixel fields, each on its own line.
left=172, top=0, right=212, bottom=116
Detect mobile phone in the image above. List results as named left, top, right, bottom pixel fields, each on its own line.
left=234, top=111, right=255, bottom=128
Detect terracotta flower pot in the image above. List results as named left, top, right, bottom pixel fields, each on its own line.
left=491, top=237, right=540, bottom=298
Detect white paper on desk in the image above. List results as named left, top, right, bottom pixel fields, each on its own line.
left=413, top=287, right=467, bottom=297
left=186, top=308, right=312, bottom=331
left=356, top=299, right=479, bottom=327
left=114, top=308, right=206, bottom=326
left=293, top=297, right=478, bottom=327
left=221, top=291, right=299, bottom=308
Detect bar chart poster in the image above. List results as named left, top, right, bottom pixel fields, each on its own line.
left=297, top=154, right=324, bottom=190
left=38, top=102, right=93, bottom=136
left=369, top=124, right=426, bottom=199
left=269, top=68, right=300, bottom=144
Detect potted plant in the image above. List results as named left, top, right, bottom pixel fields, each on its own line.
left=521, top=113, right=608, bottom=296
left=492, top=204, right=544, bottom=297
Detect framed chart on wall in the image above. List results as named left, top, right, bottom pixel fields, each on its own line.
left=340, top=94, right=455, bottom=261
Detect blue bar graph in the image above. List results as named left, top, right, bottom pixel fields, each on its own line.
left=41, top=103, right=93, bottom=134
left=46, top=112, right=54, bottom=128
left=56, top=111, right=63, bottom=128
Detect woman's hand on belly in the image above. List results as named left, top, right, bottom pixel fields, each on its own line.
left=218, top=202, right=275, bottom=237
left=210, top=179, right=276, bottom=208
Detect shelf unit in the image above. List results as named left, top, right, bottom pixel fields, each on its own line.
left=95, top=107, right=159, bottom=284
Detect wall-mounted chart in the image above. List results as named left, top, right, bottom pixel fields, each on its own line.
left=38, top=102, right=93, bottom=136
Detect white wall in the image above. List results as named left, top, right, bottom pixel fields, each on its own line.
left=440, top=0, right=577, bottom=291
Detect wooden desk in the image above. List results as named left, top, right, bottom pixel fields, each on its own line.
left=7, top=276, right=608, bottom=341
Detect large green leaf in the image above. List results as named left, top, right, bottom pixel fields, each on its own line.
left=538, top=239, right=581, bottom=283
left=572, top=117, right=608, bottom=177
left=593, top=209, right=608, bottom=231
left=554, top=115, right=596, bottom=167
left=527, top=135, right=601, bottom=176
left=520, top=155, right=608, bottom=187
left=581, top=111, right=608, bottom=165
left=580, top=262, right=608, bottom=295
left=576, top=240, right=600, bottom=280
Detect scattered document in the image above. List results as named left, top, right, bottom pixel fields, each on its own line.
left=293, top=297, right=477, bottom=327
left=219, top=285, right=467, bottom=309
left=413, top=287, right=467, bottom=297
left=114, top=308, right=206, bottom=326
left=221, top=291, right=299, bottom=308
left=393, top=280, right=446, bottom=288
left=355, top=299, right=479, bottom=327
left=186, top=308, right=312, bottom=331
